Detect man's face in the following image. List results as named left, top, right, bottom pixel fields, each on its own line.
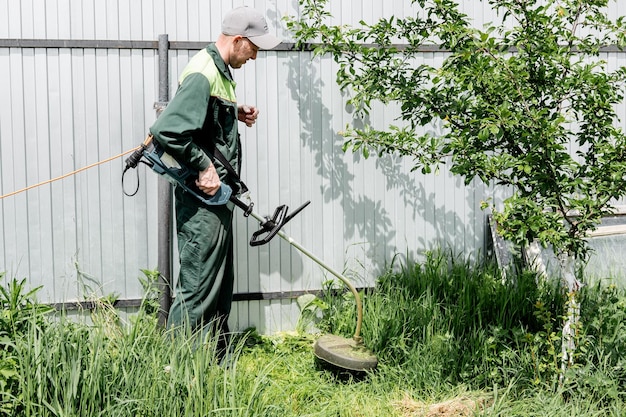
left=230, top=37, right=258, bottom=69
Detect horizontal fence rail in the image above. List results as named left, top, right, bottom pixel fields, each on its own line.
left=50, top=286, right=373, bottom=311
left=1, top=39, right=624, bottom=52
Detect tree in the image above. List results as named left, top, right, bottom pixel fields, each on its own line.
left=287, top=0, right=626, bottom=374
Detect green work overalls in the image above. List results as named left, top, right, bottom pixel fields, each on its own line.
left=149, top=44, right=242, bottom=334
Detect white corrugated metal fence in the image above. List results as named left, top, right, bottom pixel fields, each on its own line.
left=2, top=0, right=624, bottom=333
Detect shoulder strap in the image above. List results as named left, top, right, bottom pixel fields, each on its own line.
left=213, top=147, right=249, bottom=194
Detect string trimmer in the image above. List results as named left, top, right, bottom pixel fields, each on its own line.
left=123, top=135, right=378, bottom=372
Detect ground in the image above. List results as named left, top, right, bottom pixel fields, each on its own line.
left=394, top=394, right=489, bottom=417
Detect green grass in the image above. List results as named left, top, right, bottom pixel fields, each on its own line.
left=2, top=250, right=626, bottom=416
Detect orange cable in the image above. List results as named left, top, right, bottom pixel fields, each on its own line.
left=0, top=146, right=141, bottom=200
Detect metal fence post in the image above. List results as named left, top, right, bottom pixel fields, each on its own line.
left=156, top=34, right=172, bottom=327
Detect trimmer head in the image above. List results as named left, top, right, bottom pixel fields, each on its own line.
left=313, top=334, right=378, bottom=372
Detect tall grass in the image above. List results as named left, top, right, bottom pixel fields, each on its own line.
left=2, top=250, right=626, bottom=416
left=12, top=305, right=284, bottom=416
left=1, top=273, right=281, bottom=417
left=319, top=249, right=626, bottom=412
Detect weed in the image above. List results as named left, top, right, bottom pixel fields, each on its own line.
left=3, top=251, right=626, bottom=416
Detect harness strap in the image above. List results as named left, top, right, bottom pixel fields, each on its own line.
left=212, top=148, right=249, bottom=194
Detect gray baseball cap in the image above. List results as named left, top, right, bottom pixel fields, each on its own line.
left=222, top=6, right=281, bottom=50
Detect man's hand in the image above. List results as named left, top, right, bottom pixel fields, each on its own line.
left=238, top=105, right=259, bottom=127
left=196, top=163, right=221, bottom=196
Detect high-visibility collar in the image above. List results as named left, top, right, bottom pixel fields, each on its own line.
left=179, top=44, right=237, bottom=103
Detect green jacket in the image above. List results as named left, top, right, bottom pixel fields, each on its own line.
left=150, top=44, right=241, bottom=190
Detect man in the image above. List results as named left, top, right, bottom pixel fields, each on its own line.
left=149, top=7, right=281, bottom=342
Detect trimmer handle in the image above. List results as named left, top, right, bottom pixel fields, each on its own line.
left=249, top=201, right=311, bottom=246
left=250, top=205, right=288, bottom=246
left=142, top=137, right=232, bottom=205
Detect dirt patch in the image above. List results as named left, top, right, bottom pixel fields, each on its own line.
left=394, top=393, right=489, bottom=417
